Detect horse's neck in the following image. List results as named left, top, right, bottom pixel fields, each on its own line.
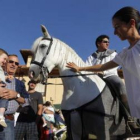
left=54, top=39, right=86, bottom=75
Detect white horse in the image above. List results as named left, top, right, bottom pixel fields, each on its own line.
left=29, top=25, right=126, bottom=140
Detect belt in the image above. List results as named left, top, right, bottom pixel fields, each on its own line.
left=4, top=114, right=14, bottom=121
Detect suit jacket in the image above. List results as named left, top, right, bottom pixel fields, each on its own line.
left=15, top=78, right=29, bottom=98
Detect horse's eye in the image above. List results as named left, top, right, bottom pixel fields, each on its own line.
left=40, top=44, right=46, bottom=49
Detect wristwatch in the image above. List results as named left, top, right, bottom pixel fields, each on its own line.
left=15, top=93, right=20, bottom=99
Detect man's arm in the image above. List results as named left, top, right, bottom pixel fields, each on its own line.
left=0, top=88, right=17, bottom=99
left=36, top=93, right=43, bottom=124
left=15, top=96, right=25, bottom=104
left=37, top=93, right=43, bottom=115
left=0, top=86, right=25, bottom=103
left=36, top=104, right=43, bottom=124
left=37, top=104, right=43, bottom=116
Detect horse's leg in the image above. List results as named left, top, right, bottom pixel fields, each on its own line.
left=62, top=110, right=83, bottom=140
left=70, top=111, right=83, bottom=140
left=82, top=85, right=111, bottom=140
left=81, top=85, right=125, bottom=140
left=100, top=84, right=126, bottom=139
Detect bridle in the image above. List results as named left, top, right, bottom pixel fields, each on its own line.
left=31, top=37, right=53, bottom=83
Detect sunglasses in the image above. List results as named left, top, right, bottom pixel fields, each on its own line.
left=8, top=60, right=19, bottom=66
left=102, top=40, right=109, bottom=43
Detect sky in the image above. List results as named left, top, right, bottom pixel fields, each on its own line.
left=0, top=0, right=140, bottom=65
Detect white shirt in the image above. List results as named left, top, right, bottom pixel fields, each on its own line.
left=113, top=40, right=140, bottom=118
left=86, top=50, right=118, bottom=78
left=0, top=66, right=5, bottom=83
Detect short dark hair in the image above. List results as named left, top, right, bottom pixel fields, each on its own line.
left=44, top=101, right=52, bottom=106
left=112, top=6, right=140, bottom=32
left=95, top=35, right=109, bottom=48
left=28, top=80, right=38, bottom=85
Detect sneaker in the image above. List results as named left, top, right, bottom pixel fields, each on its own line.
left=43, top=123, right=47, bottom=127
left=0, top=117, right=7, bottom=127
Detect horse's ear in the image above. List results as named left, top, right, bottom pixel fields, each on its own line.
left=41, top=25, right=50, bottom=38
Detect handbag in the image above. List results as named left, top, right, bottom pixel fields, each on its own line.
left=16, top=98, right=31, bottom=114
left=16, top=105, right=30, bottom=114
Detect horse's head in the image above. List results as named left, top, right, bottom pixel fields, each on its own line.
left=29, top=25, right=56, bottom=84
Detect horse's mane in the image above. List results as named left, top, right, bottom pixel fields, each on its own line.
left=55, top=38, right=86, bottom=67
left=32, top=37, right=43, bottom=53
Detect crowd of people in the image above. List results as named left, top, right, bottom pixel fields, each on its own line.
left=0, top=50, right=66, bottom=140
left=0, top=5, right=140, bottom=140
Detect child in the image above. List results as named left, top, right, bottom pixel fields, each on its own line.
left=42, top=101, right=55, bottom=128
left=40, top=101, right=56, bottom=140
left=0, top=48, right=9, bottom=127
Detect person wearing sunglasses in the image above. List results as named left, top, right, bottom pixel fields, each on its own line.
left=86, top=35, right=117, bottom=77
left=85, top=35, right=129, bottom=112
left=15, top=80, right=43, bottom=140
left=0, top=54, right=29, bottom=140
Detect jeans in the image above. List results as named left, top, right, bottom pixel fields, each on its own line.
left=0, top=118, right=15, bottom=140
left=105, top=75, right=126, bottom=95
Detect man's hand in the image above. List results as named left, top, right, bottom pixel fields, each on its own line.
left=6, top=75, right=14, bottom=81
left=0, top=88, right=17, bottom=99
